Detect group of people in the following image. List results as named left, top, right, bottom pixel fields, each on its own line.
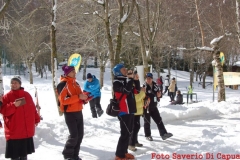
left=0, top=65, right=104, bottom=160
left=112, top=64, right=173, bottom=160
left=0, top=63, right=189, bottom=160
left=156, top=75, right=194, bottom=105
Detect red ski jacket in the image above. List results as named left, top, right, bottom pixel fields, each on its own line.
left=0, top=88, right=40, bottom=140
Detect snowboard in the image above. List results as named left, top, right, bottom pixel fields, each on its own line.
left=35, top=87, right=43, bottom=120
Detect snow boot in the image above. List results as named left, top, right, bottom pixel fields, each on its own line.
left=125, top=153, right=135, bottom=159
left=115, top=156, right=127, bottom=160
left=74, top=156, right=82, bottom=160
left=146, top=136, right=153, bottom=141
left=19, top=156, right=27, bottom=160
left=92, top=112, right=97, bottom=118
left=128, top=145, right=137, bottom=151
left=135, top=142, right=143, bottom=147
left=97, top=109, right=104, bottom=117
left=161, top=133, right=173, bottom=140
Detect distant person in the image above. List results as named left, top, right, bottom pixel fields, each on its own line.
left=188, top=84, right=193, bottom=103
left=0, top=96, right=2, bottom=128
left=57, top=65, right=88, bottom=160
left=163, top=75, right=170, bottom=95
left=143, top=73, right=173, bottom=141
left=0, top=76, right=40, bottom=160
left=171, top=90, right=183, bottom=105
left=83, top=73, right=104, bottom=118
left=156, top=76, right=163, bottom=93
left=112, top=64, right=136, bottom=160
left=168, top=77, right=176, bottom=102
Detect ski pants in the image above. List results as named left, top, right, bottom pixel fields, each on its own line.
left=169, top=92, right=175, bottom=101
left=163, top=86, right=169, bottom=95
left=129, top=115, right=141, bottom=146
left=116, top=114, right=134, bottom=158
left=63, top=111, right=84, bottom=159
left=143, top=106, right=167, bottom=137
left=89, top=97, right=102, bottom=116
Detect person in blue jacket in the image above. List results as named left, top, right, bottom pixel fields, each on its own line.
left=83, top=73, right=103, bottom=118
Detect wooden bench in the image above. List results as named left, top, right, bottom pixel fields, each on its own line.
left=182, top=93, right=197, bottom=104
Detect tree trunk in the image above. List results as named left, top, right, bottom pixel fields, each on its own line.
left=82, top=58, right=87, bottom=81
left=26, top=62, right=33, bottom=84
left=236, top=0, right=240, bottom=45
left=214, top=51, right=225, bottom=102
left=195, top=0, right=205, bottom=46
left=51, top=0, right=61, bottom=115
left=103, top=1, right=115, bottom=81
left=100, top=65, right=104, bottom=88
left=136, top=3, right=149, bottom=75
left=202, top=72, right=206, bottom=89
left=190, top=57, right=194, bottom=85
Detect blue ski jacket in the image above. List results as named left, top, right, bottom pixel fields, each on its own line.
left=83, top=75, right=101, bottom=98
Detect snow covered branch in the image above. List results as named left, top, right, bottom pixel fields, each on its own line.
left=177, top=46, right=213, bottom=52
left=97, top=0, right=105, bottom=5
left=210, top=35, right=224, bottom=46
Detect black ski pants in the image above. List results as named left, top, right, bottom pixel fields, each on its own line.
left=169, top=92, right=175, bottom=101
left=143, top=106, right=167, bottom=137
left=89, top=97, right=102, bottom=117
left=63, top=111, right=84, bottom=159
left=116, top=114, right=134, bottom=158
left=129, top=115, right=141, bottom=146
left=163, top=86, right=169, bottom=95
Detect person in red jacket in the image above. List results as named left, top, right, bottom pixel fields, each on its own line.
left=156, top=76, right=163, bottom=93
left=0, top=76, right=40, bottom=160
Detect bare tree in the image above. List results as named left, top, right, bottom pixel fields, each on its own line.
left=94, top=0, right=136, bottom=80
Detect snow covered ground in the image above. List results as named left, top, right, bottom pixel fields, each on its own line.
left=0, top=68, right=240, bottom=160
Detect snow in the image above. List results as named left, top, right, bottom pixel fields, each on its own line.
left=97, top=0, right=104, bottom=5
left=1, top=68, right=240, bottom=160
left=52, top=0, right=57, bottom=29
left=210, top=35, right=224, bottom=45
left=133, top=32, right=140, bottom=37
left=120, top=13, right=128, bottom=23
left=177, top=47, right=186, bottom=50
left=196, top=46, right=214, bottom=51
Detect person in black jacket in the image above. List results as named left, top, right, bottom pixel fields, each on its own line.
left=143, top=72, right=173, bottom=141
left=112, top=64, right=139, bottom=160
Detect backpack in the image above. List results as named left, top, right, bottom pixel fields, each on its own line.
left=56, top=81, right=69, bottom=112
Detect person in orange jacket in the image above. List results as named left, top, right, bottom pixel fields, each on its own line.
left=57, top=65, right=88, bottom=160
left=0, top=76, right=40, bottom=160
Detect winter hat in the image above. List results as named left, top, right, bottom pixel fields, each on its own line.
left=87, top=73, right=93, bottom=79
left=62, top=64, right=75, bottom=76
left=11, top=76, right=22, bottom=85
left=112, top=63, right=125, bottom=76
left=145, top=72, right=153, bottom=79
